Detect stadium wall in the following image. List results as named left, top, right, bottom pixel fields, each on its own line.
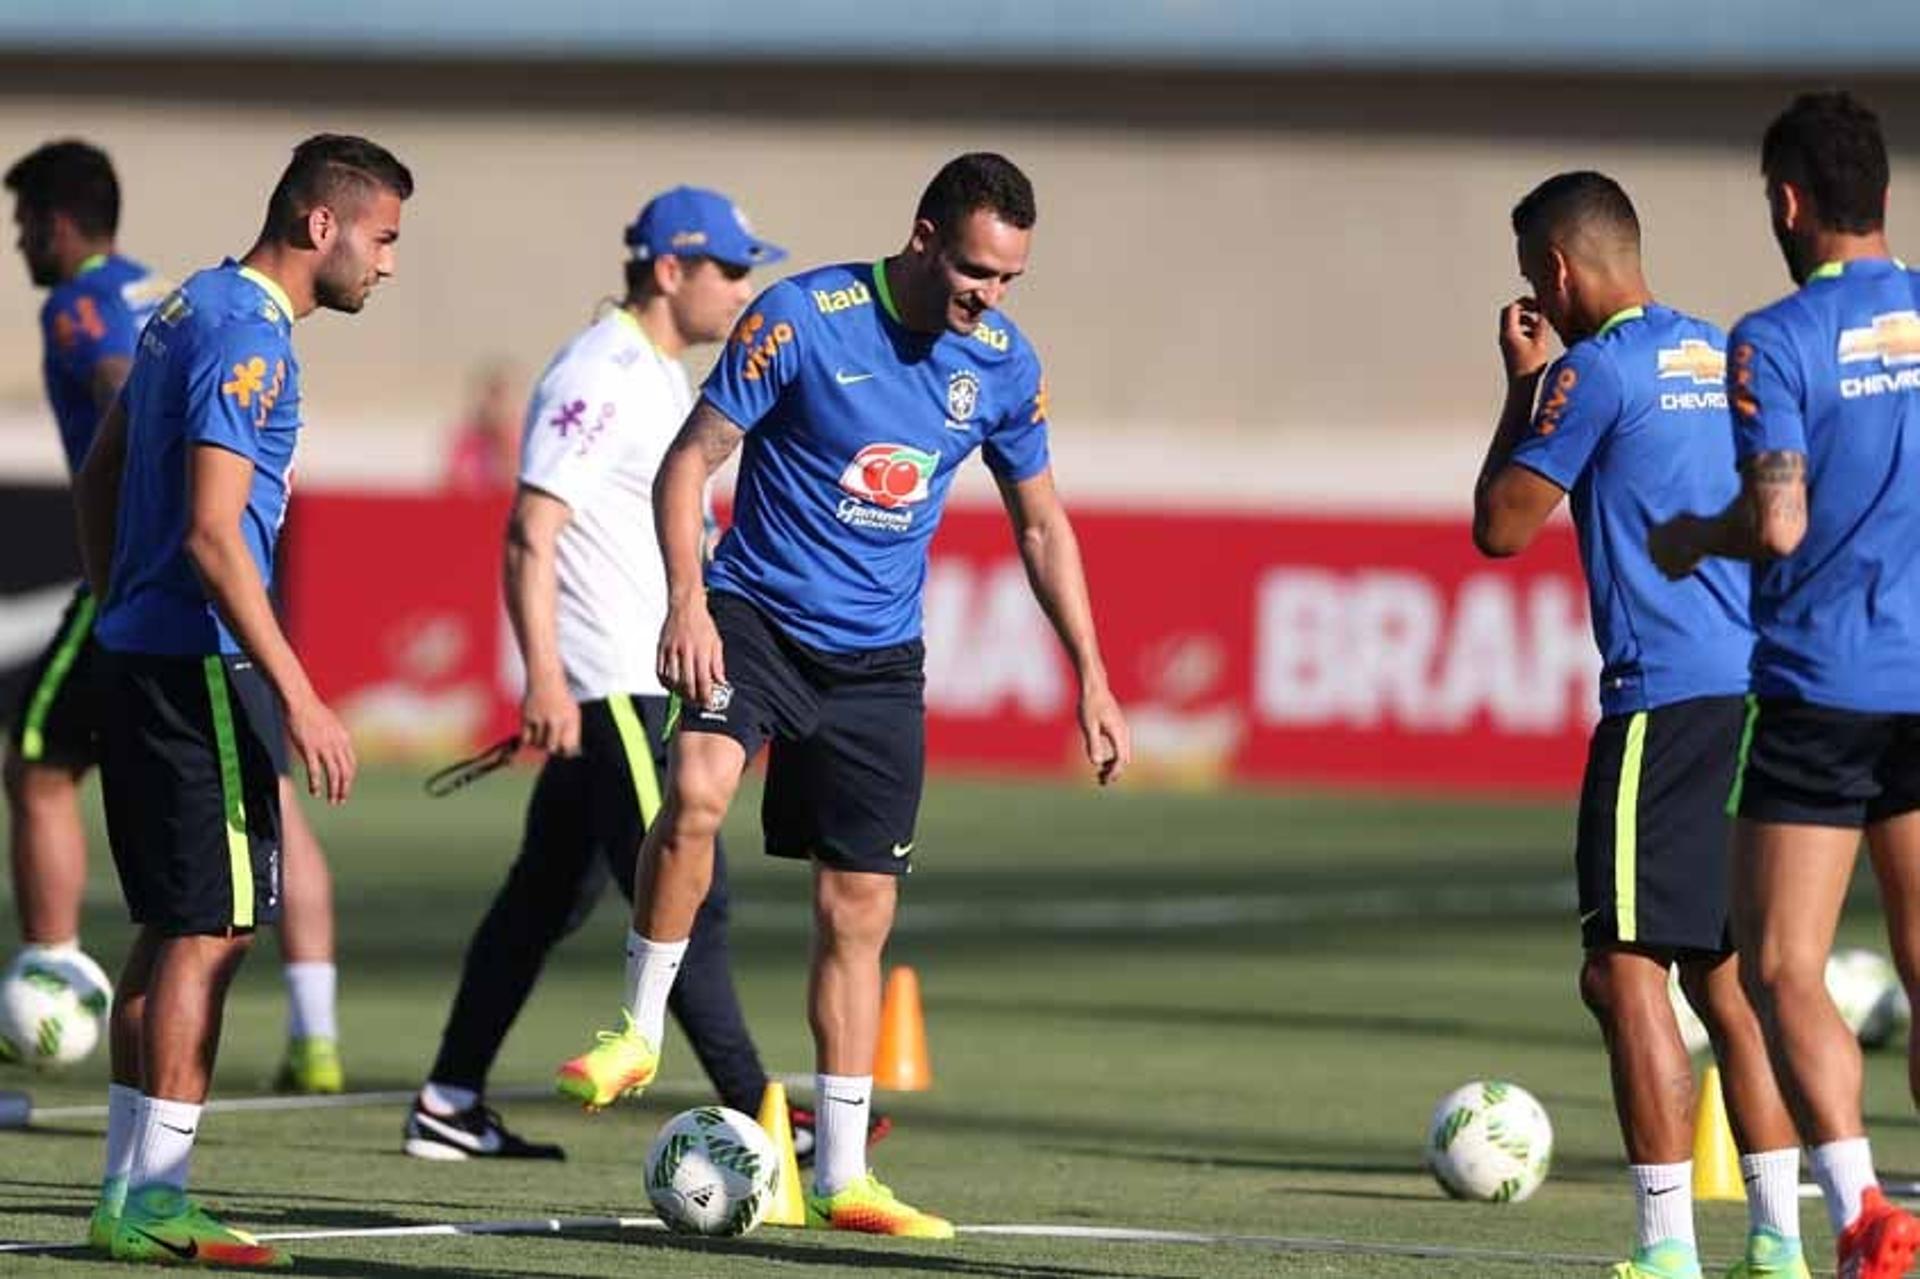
left=0, top=59, right=1916, bottom=504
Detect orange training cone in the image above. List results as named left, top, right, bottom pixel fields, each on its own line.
left=872, top=966, right=932, bottom=1091
left=1692, top=1064, right=1745, bottom=1202
left=756, top=1080, right=806, bottom=1227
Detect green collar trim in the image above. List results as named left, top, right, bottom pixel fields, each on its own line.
left=611, top=304, right=659, bottom=352
left=1595, top=305, right=1646, bottom=338
left=75, top=253, right=109, bottom=276
left=871, top=258, right=903, bottom=324
left=238, top=265, right=296, bottom=322
left=1810, top=257, right=1908, bottom=280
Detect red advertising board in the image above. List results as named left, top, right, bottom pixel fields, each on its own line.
left=284, top=494, right=1594, bottom=796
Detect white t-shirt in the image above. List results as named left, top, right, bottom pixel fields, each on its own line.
left=518, top=308, right=692, bottom=701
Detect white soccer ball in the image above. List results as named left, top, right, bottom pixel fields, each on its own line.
left=644, top=1106, right=780, bottom=1236
left=1828, top=948, right=1909, bottom=1050
left=1426, top=1079, right=1553, bottom=1204
left=0, top=952, right=108, bottom=1068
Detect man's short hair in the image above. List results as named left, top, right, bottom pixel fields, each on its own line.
left=262, top=134, right=414, bottom=239
left=1510, top=171, right=1640, bottom=250
left=1761, top=91, right=1888, bottom=235
left=3, top=140, right=119, bottom=239
left=915, top=153, right=1036, bottom=236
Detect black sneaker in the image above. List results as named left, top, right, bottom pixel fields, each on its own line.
left=403, top=1099, right=566, bottom=1161
left=788, top=1105, right=893, bottom=1167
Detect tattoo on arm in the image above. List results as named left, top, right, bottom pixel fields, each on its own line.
left=1748, top=449, right=1807, bottom=529
left=675, top=401, right=745, bottom=475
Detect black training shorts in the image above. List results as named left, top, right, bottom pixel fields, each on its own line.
left=1575, top=695, right=1744, bottom=954
left=1731, top=697, right=1920, bottom=829
left=676, top=591, right=925, bottom=876
left=98, top=650, right=286, bottom=935
left=6, top=586, right=101, bottom=769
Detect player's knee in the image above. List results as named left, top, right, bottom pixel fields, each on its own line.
left=3, top=754, right=75, bottom=811
left=1740, top=946, right=1822, bottom=1013
left=813, top=872, right=896, bottom=951
left=1577, top=952, right=1620, bottom=1020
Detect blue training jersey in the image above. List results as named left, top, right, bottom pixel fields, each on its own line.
left=1731, top=257, right=1920, bottom=711
left=95, top=260, right=302, bottom=658
left=703, top=260, right=1051, bottom=652
left=1507, top=303, right=1752, bottom=716
left=39, top=252, right=169, bottom=475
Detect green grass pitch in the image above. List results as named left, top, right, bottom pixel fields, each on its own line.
left=0, top=767, right=1912, bottom=1276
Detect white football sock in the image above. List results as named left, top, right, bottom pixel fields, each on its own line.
left=283, top=962, right=338, bottom=1041
left=129, top=1096, right=202, bottom=1193
left=622, top=932, right=686, bottom=1047
left=101, top=1083, right=141, bottom=1211
left=1811, top=1137, right=1877, bottom=1236
left=419, top=1081, right=479, bottom=1116
left=1630, top=1161, right=1695, bottom=1250
left=813, top=1073, right=873, bottom=1197
left=1741, top=1147, right=1802, bottom=1240
left=19, top=939, right=80, bottom=960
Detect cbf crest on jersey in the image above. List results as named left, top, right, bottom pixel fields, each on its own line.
left=946, top=368, right=980, bottom=426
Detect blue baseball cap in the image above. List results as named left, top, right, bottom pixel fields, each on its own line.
left=623, top=186, right=787, bottom=270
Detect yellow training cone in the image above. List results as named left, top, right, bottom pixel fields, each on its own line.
left=1692, top=1064, right=1745, bottom=1203
left=756, top=1080, right=806, bottom=1227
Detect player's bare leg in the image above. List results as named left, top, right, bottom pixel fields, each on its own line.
left=1734, top=819, right=1860, bottom=1140
left=1864, top=812, right=1920, bottom=1112
left=1680, top=951, right=1797, bottom=1152
left=273, top=780, right=344, bottom=1093
left=3, top=753, right=88, bottom=946
left=1582, top=947, right=1694, bottom=1162
left=144, top=934, right=254, bottom=1103
left=557, top=731, right=744, bottom=1110
left=1732, top=815, right=1916, bottom=1273
left=1681, top=949, right=1808, bottom=1275
left=809, top=866, right=893, bottom=1081
left=803, top=863, right=949, bottom=1237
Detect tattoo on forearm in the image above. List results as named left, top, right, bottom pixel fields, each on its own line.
left=1748, top=450, right=1807, bottom=532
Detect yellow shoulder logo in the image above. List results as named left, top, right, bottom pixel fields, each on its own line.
left=969, top=322, right=1009, bottom=352
left=222, top=356, right=287, bottom=428
left=812, top=282, right=872, bottom=314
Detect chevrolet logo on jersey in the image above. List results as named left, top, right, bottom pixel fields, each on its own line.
left=1656, top=340, right=1725, bottom=386
left=1838, top=311, right=1920, bottom=368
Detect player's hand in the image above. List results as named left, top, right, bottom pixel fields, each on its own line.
left=1078, top=682, right=1131, bottom=786
left=1500, top=298, right=1552, bottom=382
left=658, top=597, right=726, bottom=709
left=286, top=693, right=357, bottom=806
left=1648, top=515, right=1707, bottom=580
left=521, top=676, right=581, bottom=757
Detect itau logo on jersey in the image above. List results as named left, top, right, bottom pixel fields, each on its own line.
left=837, top=443, right=939, bottom=531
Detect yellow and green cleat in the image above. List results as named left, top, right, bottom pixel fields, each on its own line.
left=110, top=1184, right=288, bottom=1269
left=1722, top=1227, right=1810, bottom=1279
left=272, top=1035, right=344, bottom=1095
left=806, top=1172, right=954, bottom=1239
left=554, top=1013, right=658, bottom=1111
left=1610, top=1239, right=1702, bottom=1279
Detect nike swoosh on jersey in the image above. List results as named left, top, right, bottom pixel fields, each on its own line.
left=413, top=1111, right=503, bottom=1154
left=835, top=370, right=875, bottom=385
left=891, top=842, right=914, bottom=858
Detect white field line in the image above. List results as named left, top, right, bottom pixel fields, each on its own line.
left=0, top=1210, right=1619, bottom=1267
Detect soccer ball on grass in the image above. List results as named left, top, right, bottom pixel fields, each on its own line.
left=644, top=1106, right=780, bottom=1235
left=1426, top=1079, right=1553, bottom=1203
left=0, top=949, right=111, bottom=1068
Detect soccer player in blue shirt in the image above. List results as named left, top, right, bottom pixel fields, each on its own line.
left=72, top=134, right=411, bottom=1267
left=1651, top=92, right=1920, bottom=1279
left=557, top=153, right=1130, bottom=1236
left=1475, top=172, right=1805, bottom=1279
left=4, top=140, right=353, bottom=1098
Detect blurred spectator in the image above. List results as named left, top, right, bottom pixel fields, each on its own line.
left=442, top=359, right=521, bottom=494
